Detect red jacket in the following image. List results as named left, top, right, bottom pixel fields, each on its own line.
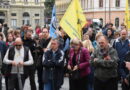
left=68, top=47, right=90, bottom=77
left=36, top=28, right=41, bottom=35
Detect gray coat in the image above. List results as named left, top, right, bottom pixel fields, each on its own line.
left=90, top=46, right=119, bottom=81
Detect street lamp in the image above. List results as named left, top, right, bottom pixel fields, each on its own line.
left=93, top=0, right=94, bottom=19
left=109, top=0, right=111, bottom=22
left=105, top=0, right=106, bottom=25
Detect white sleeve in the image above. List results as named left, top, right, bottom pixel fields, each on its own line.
left=3, top=49, right=13, bottom=65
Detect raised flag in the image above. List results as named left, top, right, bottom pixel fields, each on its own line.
left=125, top=0, right=130, bottom=30
left=60, top=0, right=86, bottom=40
left=50, top=5, right=58, bottom=38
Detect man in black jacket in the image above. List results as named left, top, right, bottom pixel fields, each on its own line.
left=22, top=30, right=36, bottom=90
left=38, top=28, right=51, bottom=90
left=43, top=38, right=64, bottom=90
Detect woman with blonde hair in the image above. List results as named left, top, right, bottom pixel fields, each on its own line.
left=68, top=38, right=90, bottom=90
left=82, top=33, right=95, bottom=90
left=82, top=34, right=94, bottom=54
left=92, top=32, right=103, bottom=49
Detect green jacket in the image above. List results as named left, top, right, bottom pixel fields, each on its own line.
left=90, top=46, right=119, bottom=81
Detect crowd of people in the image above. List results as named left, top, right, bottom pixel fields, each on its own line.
left=0, top=22, right=130, bottom=90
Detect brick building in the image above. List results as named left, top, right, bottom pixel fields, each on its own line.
left=56, top=0, right=128, bottom=29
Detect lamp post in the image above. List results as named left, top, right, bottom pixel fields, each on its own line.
left=104, top=0, right=106, bottom=25
left=93, top=0, right=94, bottom=19
left=109, top=0, right=111, bottom=22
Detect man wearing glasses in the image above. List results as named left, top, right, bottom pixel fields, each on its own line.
left=3, top=38, right=34, bottom=90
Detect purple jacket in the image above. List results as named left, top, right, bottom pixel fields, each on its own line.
left=68, top=47, right=90, bottom=77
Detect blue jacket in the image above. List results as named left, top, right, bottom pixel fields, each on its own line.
left=113, top=38, right=130, bottom=78
left=113, top=38, right=130, bottom=61
left=0, top=41, right=7, bottom=60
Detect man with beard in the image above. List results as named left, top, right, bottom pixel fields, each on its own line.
left=22, top=30, right=36, bottom=90
left=37, top=28, right=51, bottom=90
left=91, top=35, right=118, bottom=90
left=41, top=28, right=51, bottom=52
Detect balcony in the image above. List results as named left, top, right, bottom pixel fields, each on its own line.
left=0, top=1, right=10, bottom=9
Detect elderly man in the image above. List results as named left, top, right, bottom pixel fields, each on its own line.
left=91, top=35, right=118, bottom=90
left=3, top=38, right=33, bottom=90
left=42, top=38, right=64, bottom=90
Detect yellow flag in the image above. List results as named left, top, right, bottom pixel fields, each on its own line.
left=60, top=0, right=86, bottom=40
left=125, top=0, right=130, bottom=30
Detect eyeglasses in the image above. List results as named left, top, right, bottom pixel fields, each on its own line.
left=43, top=32, right=48, bottom=33
left=51, top=43, right=57, bottom=45
left=15, top=45, right=22, bottom=47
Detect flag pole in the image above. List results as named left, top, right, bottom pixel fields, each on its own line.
left=77, top=0, right=85, bottom=40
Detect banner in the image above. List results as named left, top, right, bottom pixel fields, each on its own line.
left=60, top=0, right=86, bottom=40
left=125, top=0, right=130, bottom=30
left=50, top=5, right=58, bottom=38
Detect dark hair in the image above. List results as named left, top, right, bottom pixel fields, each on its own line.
left=107, top=28, right=113, bottom=31
left=51, top=38, right=60, bottom=45
left=108, top=23, right=113, bottom=27
left=42, top=27, right=49, bottom=33
left=3, top=23, right=8, bottom=27
left=0, top=32, right=4, bottom=40
left=114, top=32, right=120, bottom=36
left=14, top=30, right=20, bottom=36
left=6, top=33, right=14, bottom=42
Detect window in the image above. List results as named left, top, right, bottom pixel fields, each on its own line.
left=86, top=0, right=88, bottom=9
left=91, top=0, right=93, bottom=9
left=84, top=0, right=86, bottom=9
left=11, top=0, right=15, bottom=3
left=35, top=14, right=39, bottom=16
left=11, top=19, right=17, bottom=27
left=11, top=13, right=16, bottom=16
left=35, top=0, right=39, bottom=4
left=129, top=0, right=130, bottom=7
left=23, top=12, right=29, bottom=17
left=24, top=0, right=28, bottom=3
left=81, top=0, right=85, bottom=9
left=35, top=19, right=39, bottom=25
left=23, top=20, right=30, bottom=25
left=99, top=0, right=103, bottom=7
left=23, top=12, right=30, bottom=25
left=0, top=12, right=5, bottom=16
left=115, top=0, right=120, bottom=7
left=115, top=18, right=119, bottom=28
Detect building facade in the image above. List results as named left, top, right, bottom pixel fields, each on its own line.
left=56, top=0, right=127, bottom=28
left=0, top=0, right=44, bottom=29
